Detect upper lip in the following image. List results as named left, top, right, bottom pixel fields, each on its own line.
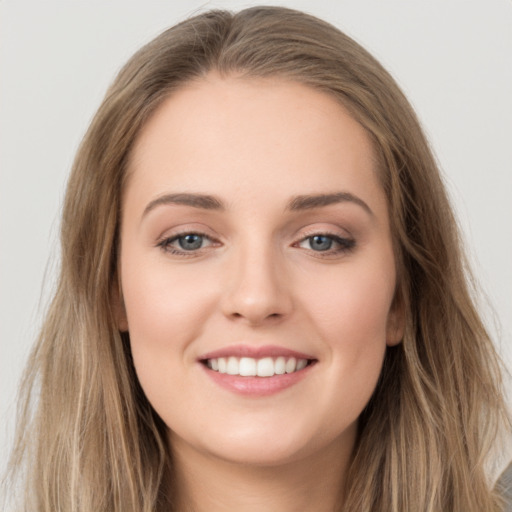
left=198, top=344, right=316, bottom=361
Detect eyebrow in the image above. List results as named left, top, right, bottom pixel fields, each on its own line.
left=286, top=192, right=374, bottom=216
left=141, top=191, right=373, bottom=218
left=142, top=193, right=225, bottom=218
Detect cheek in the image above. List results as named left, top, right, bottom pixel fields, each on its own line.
left=120, top=261, right=221, bottom=423
left=302, top=256, right=395, bottom=396
left=120, top=257, right=220, bottom=375
left=306, top=262, right=396, bottom=346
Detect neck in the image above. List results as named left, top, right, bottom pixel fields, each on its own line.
left=169, top=432, right=354, bottom=512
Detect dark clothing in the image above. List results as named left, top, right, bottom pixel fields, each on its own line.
left=496, top=462, right=512, bottom=511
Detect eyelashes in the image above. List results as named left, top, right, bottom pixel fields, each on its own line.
left=156, top=232, right=217, bottom=256
left=156, top=231, right=356, bottom=258
left=296, top=234, right=355, bottom=254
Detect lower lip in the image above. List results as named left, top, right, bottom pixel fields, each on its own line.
left=200, top=363, right=315, bottom=397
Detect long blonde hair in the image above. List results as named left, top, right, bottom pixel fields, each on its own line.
left=5, top=6, right=510, bottom=511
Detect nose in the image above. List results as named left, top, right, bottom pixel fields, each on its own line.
left=221, top=245, right=293, bottom=326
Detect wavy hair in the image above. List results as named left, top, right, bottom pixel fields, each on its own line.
left=4, top=6, right=510, bottom=511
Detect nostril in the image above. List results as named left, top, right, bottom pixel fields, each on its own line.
left=228, top=310, right=284, bottom=324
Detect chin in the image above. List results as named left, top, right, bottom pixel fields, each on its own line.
left=207, top=439, right=313, bottom=467
left=178, top=418, right=352, bottom=468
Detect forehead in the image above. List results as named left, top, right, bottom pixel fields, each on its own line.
left=125, top=74, right=386, bottom=218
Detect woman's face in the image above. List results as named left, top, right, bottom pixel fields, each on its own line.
left=119, top=75, right=402, bottom=467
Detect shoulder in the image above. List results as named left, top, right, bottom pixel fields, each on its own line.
left=496, top=462, right=512, bottom=511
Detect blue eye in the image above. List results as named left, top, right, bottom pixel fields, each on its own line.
left=298, top=234, right=355, bottom=254
left=177, top=234, right=204, bottom=250
left=308, top=235, right=333, bottom=251
left=158, top=232, right=212, bottom=254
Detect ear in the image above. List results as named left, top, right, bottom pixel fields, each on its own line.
left=386, top=292, right=405, bottom=346
left=111, top=275, right=129, bottom=332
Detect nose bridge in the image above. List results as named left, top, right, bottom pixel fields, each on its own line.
left=222, top=233, right=291, bottom=324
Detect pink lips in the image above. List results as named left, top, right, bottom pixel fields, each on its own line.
left=199, top=344, right=315, bottom=361
left=198, top=344, right=317, bottom=397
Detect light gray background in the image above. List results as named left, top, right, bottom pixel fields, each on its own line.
left=1, top=0, right=511, bottom=477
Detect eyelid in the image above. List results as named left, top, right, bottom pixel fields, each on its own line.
left=156, top=228, right=221, bottom=256
left=154, top=221, right=221, bottom=244
left=292, top=227, right=356, bottom=257
left=154, top=224, right=355, bottom=257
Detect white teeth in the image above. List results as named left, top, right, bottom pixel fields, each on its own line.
left=285, top=357, right=297, bottom=373
left=239, top=357, right=257, bottom=376
left=206, top=356, right=310, bottom=377
left=226, top=357, right=239, bottom=375
left=257, top=357, right=275, bottom=377
left=296, top=359, right=307, bottom=371
left=274, top=356, right=286, bottom=375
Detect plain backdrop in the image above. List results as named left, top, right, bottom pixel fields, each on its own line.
left=1, top=0, right=511, bottom=476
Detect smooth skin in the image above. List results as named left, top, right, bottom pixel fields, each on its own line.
left=118, top=74, right=403, bottom=511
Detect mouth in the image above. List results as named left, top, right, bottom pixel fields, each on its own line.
left=201, top=356, right=315, bottom=377
left=198, top=344, right=318, bottom=377
left=197, top=345, right=318, bottom=395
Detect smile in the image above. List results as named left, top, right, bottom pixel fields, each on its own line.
left=205, top=356, right=311, bottom=377
left=198, top=345, right=318, bottom=396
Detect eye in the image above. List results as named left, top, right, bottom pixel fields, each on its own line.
left=297, top=234, right=355, bottom=254
left=303, top=235, right=334, bottom=251
left=176, top=233, right=205, bottom=250
left=157, top=232, right=215, bottom=254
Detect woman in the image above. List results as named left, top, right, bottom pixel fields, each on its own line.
left=5, top=6, right=510, bottom=511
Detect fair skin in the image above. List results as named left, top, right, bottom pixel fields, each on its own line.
left=118, top=74, right=402, bottom=511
